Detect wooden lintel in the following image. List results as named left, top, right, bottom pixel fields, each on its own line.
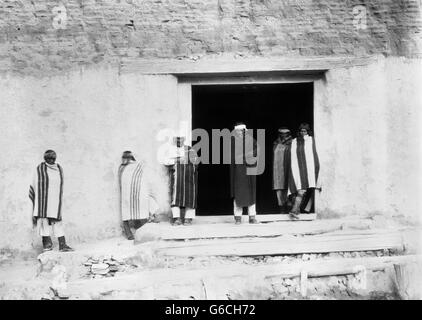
left=120, top=55, right=380, bottom=75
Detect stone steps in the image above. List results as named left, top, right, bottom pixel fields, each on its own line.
left=7, top=220, right=418, bottom=299
left=65, top=254, right=422, bottom=299
left=134, top=217, right=380, bottom=243
left=195, top=213, right=317, bottom=223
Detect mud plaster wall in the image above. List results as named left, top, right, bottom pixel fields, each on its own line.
left=315, top=57, right=422, bottom=220
left=0, top=70, right=181, bottom=250
left=0, top=56, right=421, bottom=250
left=0, top=0, right=421, bottom=76
left=0, top=0, right=421, bottom=250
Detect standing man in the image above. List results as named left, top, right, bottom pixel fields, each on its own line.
left=272, top=127, right=293, bottom=213
left=29, top=150, right=73, bottom=252
left=118, top=151, right=159, bottom=240
left=163, top=136, right=199, bottom=226
left=288, top=123, right=320, bottom=219
left=230, top=122, right=259, bottom=225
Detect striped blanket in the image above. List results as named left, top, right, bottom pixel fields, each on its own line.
left=118, top=161, right=158, bottom=221
left=29, top=162, right=64, bottom=220
left=288, top=135, right=320, bottom=194
left=168, top=146, right=199, bottom=209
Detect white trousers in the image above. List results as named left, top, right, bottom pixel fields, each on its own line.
left=37, top=218, right=65, bottom=237
left=171, top=207, right=196, bottom=219
left=233, top=200, right=256, bottom=217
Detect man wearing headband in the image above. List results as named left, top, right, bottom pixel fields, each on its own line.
left=163, top=136, right=199, bottom=226
left=273, top=127, right=293, bottom=213
left=29, top=150, right=73, bottom=252
left=118, top=151, right=159, bottom=240
left=230, top=122, right=259, bottom=224
left=287, top=123, right=320, bottom=219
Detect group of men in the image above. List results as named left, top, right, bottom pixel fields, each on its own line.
left=272, top=123, right=320, bottom=219
left=156, top=121, right=320, bottom=227
left=29, top=122, right=320, bottom=250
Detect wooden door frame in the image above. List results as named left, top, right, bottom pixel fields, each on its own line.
left=176, top=72, right=326, bottom=215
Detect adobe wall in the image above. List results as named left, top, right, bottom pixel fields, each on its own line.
left=0, top=0, right=420, bottom=249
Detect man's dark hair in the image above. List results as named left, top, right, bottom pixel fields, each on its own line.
left=43, top=150, right=56, bottom=160
left=122, top=150, right=136, bottom=161
left=297, top=123, right=313, bottom=137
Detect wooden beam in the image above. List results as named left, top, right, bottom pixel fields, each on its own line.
left=266, top=255, right=421, bottom=278
left=155, top=230, right=405, bottom=257
left=393, top=262, right=422, bottom=299
left=300, top=270, right=308, bottom=297
left=178, top=74, right=320, bottom=85
left=135, top=219, right=344, bottom=243
left=136, top=220, right=413, bottom=244
left=120, top=55, right=380, bottom=75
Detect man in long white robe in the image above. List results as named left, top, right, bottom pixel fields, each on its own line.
left=118, top=151, right=159, bottom=240
left=29, top=150, right=73, bottom=252
left=230, top=123, right=259, bottom=224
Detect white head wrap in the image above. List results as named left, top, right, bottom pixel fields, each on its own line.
left=234, top=124, right=247, bottom=130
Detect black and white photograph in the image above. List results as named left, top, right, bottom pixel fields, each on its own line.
left=0, top=0, right=421, bottom=306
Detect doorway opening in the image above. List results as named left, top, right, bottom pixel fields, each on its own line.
left=192, top=83, right=314, bottom=215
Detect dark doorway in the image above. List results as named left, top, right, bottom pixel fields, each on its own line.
left=192, top=83, right=314, bottom=215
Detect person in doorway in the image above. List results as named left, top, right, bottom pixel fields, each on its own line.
left=272, top=127, right=293, bottom=213
left=118, top=151, right=159, bottom=240
left=162, top=136, right=199, bottom=226
left=29, top=150, right=74, bottom=252
left=288, top=123, right=320, bottom=219
left=230, top=122, right=259, bottom=225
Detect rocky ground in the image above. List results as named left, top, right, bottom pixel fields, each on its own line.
left=0, top=245, right=409, bottom=300
left=0, top=216, right=420, bottom=300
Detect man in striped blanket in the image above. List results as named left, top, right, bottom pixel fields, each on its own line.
left=29, top=150, right=73, bottom=252
left=288, top=123, right=321, bottom=219
left=162, top=136, right=199, bottom=226
left=118, top=151, right=159, bottom=240
left=272, top=127, right=293, bottom=213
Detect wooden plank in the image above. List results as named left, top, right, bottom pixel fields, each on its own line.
left=300, top=270, right=308, bottom=297
left=67, top=255, right=422, bottom=297
left=155, top=228, right=408, bottom=248
left=393, top=262, right=422, bottom=299
left=273, top=255, right=422, bottom=278
left=195, top=214, right=317, bottom=223
left=138, top=221, right=400, bottom=243
left=155, top=231, right=405, bottom=257
left=120, top=56, right=379, bottom=75
left=136, top=219, right=343, bottom=242
left=178, top=74, right=320, bottom=85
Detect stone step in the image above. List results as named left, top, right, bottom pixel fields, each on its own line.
left=134, top=218, right=384, bottom=243
left=195, top=214, right=317, bottom=223
left=155, top=229, right=410, bottom=257
left=65, top=254, right=422, bottom=299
